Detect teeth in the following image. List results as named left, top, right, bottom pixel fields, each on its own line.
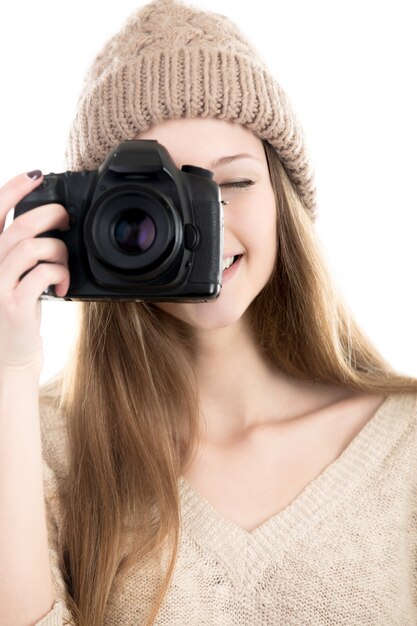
left=222, top=255, right=236, bottom=271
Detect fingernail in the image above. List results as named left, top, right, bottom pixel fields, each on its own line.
left=26, top=170, right=42, bottom=180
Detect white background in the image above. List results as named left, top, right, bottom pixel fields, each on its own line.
left=0, top=0, right=416, bottom=384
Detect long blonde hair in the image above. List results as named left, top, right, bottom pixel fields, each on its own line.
left=40, top=139, right=417, bottom=625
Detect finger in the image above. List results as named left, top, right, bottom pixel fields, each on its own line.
left=0, top=171, right=44, bottom=233
left=0, top=203, right=70, bottom=265
left=0, top=237, right=69, bottom=293
left=14, top=262, right=70, bottom=309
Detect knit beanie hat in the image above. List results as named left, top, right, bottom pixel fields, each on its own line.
left=64, top=0, right=318, bottom=219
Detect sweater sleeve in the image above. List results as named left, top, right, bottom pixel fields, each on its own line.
left=36, top=375, right=76, bottom=626
left=35, top=600, right=70, bottom=626
left=34, top=459, right=75, bottom=626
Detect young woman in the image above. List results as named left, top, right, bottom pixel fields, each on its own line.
left=1, top=1, right=417, bottom=625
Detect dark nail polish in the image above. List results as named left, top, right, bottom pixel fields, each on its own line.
left=26, top=169, right=42, bottom=180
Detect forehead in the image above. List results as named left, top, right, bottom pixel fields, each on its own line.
left=135, top=118, right=264, bottom=169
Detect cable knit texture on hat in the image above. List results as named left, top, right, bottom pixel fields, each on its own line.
left=64, top=0, right=318, bottom=217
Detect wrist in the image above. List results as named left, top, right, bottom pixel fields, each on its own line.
left=0, top=366, right=41, bottom=391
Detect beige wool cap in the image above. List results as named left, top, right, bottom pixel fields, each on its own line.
left=64, top=0, right=318, bottom=218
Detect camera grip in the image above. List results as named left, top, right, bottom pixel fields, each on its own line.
left=188, top=200, right=223, bottom=286
left=13, top=175, right=62, bottom=220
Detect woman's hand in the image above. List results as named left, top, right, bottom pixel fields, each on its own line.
left=0, top=171, right=70, bottom=374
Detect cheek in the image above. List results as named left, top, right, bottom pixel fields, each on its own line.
left=244, top=190, right=277, bottom=255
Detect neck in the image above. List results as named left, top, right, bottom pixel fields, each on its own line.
left=190, top=315, right=302, bottom=443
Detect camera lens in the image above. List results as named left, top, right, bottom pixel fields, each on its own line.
left=87, top=186, right=181, bottom=274
left=114, top=208, right=156, bottom=254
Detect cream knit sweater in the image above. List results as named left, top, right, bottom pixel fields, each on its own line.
left=36, top=387, right=417, bottom=625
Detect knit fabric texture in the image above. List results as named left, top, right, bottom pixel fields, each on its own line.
left=36, top=383, right=417, bottom=625
left=64, top=0, right=318, bottom=219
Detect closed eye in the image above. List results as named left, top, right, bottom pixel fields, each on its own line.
left=220, top=180, right=255, bottom=189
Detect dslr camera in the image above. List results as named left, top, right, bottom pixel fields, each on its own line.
left=13, top=140, right=224, bottom=301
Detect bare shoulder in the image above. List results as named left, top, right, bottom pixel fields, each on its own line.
left=303, top=387, right=387, bottom=428
left=278, top=379, right=387, bottom=425
left=272, top=385, right=387, bottom=451
left=306, top=388, right=388, bottom=453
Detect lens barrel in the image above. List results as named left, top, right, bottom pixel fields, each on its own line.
left=84, top=185, right=181, bottom=273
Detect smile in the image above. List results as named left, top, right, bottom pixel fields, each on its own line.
left=222, top=254, right=243, bottom=283
left=222, top=254, right=243, bottom=271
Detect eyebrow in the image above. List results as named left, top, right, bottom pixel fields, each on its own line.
left=210, top=153, right=263, bottom=169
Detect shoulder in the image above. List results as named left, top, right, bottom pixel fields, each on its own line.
left=385, top=389, right=417, bottom=422
left=376, top=389, right=417, bottom=472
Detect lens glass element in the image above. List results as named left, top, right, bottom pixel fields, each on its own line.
left=114, top=209, right=156, bottom=253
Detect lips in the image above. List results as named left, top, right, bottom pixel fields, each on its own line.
left=221, top=254, right=243, bottom=283
left=222, top=255, right=236, bottom=271
left=223, top=251, right=243, bottom=266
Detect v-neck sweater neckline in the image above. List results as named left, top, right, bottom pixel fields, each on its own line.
left=177, top=392, right=415, bottom=584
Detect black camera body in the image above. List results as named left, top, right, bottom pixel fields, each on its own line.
left=13, top=140, right=224, bottom=301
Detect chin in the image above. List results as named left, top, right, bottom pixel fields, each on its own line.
left=154, top=297, right=249, bottom=331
